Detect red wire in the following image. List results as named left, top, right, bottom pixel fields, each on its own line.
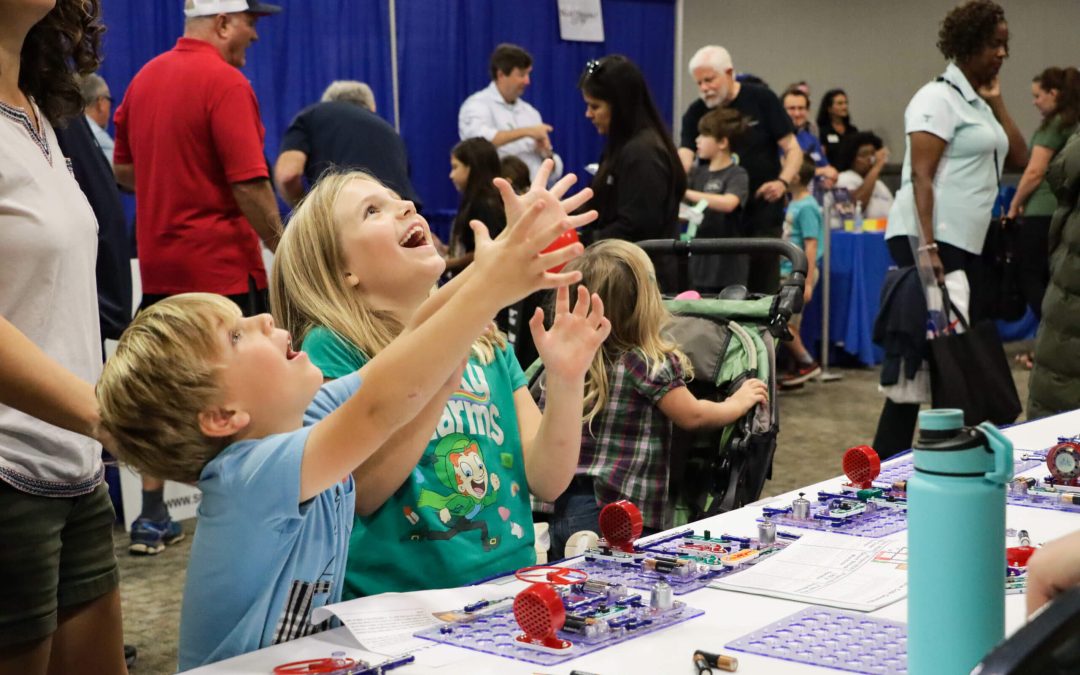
left=273, top=657, right=357, bottom=674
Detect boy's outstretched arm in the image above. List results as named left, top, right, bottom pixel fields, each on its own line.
left=658, top=378, right=768, bottom=432
left=301, top=200, right=586, bottom=501
left=350, top=361, right=465, bottom=515
left=517, top=286, right=610, bottom=501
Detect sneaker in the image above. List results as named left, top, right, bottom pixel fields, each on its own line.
left=124, top=644, right=137, bottom=669
left=779, top=362, right=822, bottom=388
left=129, top=517, right=185, bottom=556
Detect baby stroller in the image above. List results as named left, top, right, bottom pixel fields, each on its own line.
left=529, top=238, right=807, bottom=525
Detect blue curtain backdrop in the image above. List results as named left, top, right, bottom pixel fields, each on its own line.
left=397, top=0, right=676, bottom=231
left=95, top=0, right=675, bottom=236
left=99, top=0, right=394, bottom=163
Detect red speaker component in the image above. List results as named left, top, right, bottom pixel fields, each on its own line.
left=513, top=583, right=572, bottom=652
left=1006, top=546, right=1036, bottom=568
left=1047, top=441, right=1080, bottom=483
left=598, top=500, right=644, bottom=553
left=843, top=446, right=881, bottom=489
left=541, top=227, right=580, bottom=273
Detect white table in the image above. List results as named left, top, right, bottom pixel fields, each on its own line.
left=188, top=410, right=1080, bottom=674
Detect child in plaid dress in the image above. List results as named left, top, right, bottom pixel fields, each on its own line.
left=547, top=240, right=767, bottom=557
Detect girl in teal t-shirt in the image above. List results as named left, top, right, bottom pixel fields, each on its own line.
left=271, top=165, right=609, bottom=596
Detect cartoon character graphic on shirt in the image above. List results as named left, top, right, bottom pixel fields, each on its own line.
left=408, top=433, right=502, bottom=551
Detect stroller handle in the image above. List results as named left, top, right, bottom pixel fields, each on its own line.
left=636, top=238, right=808, bottom=275
left=636, top=237, right=809, bottom=320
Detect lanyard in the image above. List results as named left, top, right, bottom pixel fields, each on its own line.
left=934, top=76, right=1001, bottom=189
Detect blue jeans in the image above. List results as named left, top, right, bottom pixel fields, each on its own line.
left=549, top=483, right=602, bottom=561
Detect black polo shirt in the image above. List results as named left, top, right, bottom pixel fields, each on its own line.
left=679, top=83, right=793, bottom=192
left=281, top=101, right=421, bottom=210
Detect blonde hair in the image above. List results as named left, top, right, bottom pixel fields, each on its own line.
left=97, top=294, right=239, bottom=483
left=562, top=240, right=692, bottom=424
left=271, top=170, right=504, bottom=367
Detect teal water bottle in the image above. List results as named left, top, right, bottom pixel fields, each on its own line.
left=907, top=409, right=1013, bottom=674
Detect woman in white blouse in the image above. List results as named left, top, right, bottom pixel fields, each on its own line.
left=0, top=1, right=127, bottom=672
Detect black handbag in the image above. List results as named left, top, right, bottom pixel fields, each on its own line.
left=928, top=284, right=1021, bottom=426
left=982, top=217, right=1027, bottom=321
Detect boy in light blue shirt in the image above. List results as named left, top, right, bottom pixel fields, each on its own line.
left=780, top=157, right=825, bottom=387
left=96, top=177, right=594, bottom=669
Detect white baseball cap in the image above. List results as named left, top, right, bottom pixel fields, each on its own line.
left=184, top=0, right=282, bottom=18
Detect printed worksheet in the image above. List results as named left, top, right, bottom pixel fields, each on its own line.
left=709, top=531, right=908, bottom=611
left=311, top=585, right=512, bottom=656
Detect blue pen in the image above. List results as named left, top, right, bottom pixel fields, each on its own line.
left=463, top=596, right=512, bottom=613
left=361, top=654, right=415, bottom=674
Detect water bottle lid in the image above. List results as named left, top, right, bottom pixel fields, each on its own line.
left=913, top=409, right=998, bottom=475
left=918, top=409, right=964, bottom=432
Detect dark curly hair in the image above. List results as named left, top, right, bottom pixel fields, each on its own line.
left=20, top=0, right=104, bottom=126
left=937, top=0, right=1006, bottom=64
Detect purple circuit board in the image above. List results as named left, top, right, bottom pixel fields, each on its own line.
left=875, top=450, right=1047, bottom=488
left=574, top=529, right=797, bottom=595
left=760, top=489, right=908, bottom=538
left=1006, top=475, right=1080, bottom=514
left=727, top=606, right=908, bottom=674
left=413, top=587, right=704, bottom=666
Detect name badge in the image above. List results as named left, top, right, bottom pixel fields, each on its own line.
left=827, top=134, right=839, bottom=143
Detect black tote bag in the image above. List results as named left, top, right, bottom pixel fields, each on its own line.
left=982, top=217, right=1028, bottom=321
left=928, top=284, right=1022, bottom=426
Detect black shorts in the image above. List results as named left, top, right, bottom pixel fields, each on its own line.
left=0, top=481, right=119, bottom=647
left=140, top=275, right=269, bottom=317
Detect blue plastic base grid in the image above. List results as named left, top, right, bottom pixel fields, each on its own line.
left=875, top=451, right=1047, bottom=488
left=576, top=529, right=798, bottom=595
left=726, top=606, right=908, bottom=675
left=576, top=557, right=717, bottom=595
left=1006, top=478, right=1080, bottom=514
left=760, top=505, right=907, bottom=538
left=414, top=597, right=704, bottom=666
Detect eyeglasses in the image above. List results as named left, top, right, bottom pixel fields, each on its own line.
left=583, top=59, right=604, bottom=77
left=99, top=95, right=113, bottom=103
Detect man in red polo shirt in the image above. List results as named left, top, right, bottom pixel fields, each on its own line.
left=112, top=0, right=283, bottom=556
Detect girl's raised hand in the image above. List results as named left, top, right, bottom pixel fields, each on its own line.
left=530, top=285, right=610, bottom=382
left=494, top=159, right=597, bottom=238
left=467, top=199, right=585, bottom=307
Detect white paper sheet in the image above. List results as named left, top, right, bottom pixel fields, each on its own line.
left=310, top=585, right=512, bottom=656
left=557, top=0, right=604, bottom=42
left=709, top=531, right=908, bottom=611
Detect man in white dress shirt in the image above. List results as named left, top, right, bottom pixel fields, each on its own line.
left=78, top=73, right=114, bottom=167
left=458, top=43, right=563, bottom=181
